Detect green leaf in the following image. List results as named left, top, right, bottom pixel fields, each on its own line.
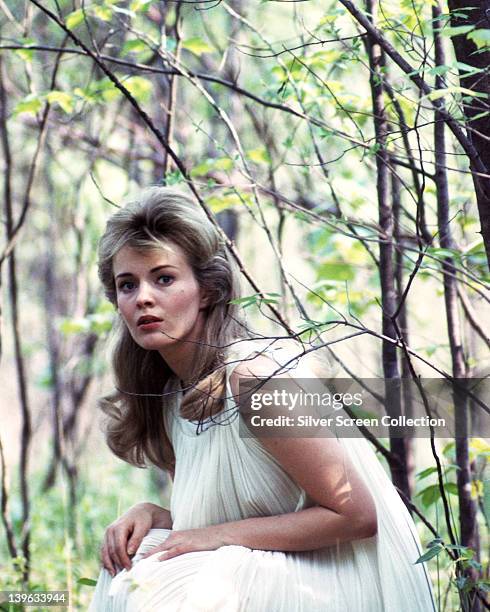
left=470, top=438, right=490, bottom=455
left=467, top=29, right=490, bottom=49
left=318, top=262, right=355, bottom=282
left=464, top=239, right=485, bottom=256
left=425, top=344, right=440, bottom=357
left=425, top=65, right=451, bottom=76
left=262, top=292, right=281, bottom=304
left=182, top=37, right=214, bottom=56
left=247, top=147, right=271, bottom=165
left=438, top=25, right=475, bottom=37
left=191, top=157, right=234, bottom=177
left=206, top=192, right=251, bottom=213
left=416, top=466, right=438, bottom=480
left=427, top=538, right=443, bottom=548
left=95, top=300, right=116, bottom=314
left=443, top=441, right=455, bottom=457
left=229, top=292, right=280, bottom=309
left=454, top=61, right=485, bottom=76
left=122, top=39, right=149, bottom=56
left=164, top=170, right=185, bottom=185
left=15, top=38, right=36, bottom=62
left=444, top=482, right=458, bottom=495
left=74, top=78, right=120, bottom=104
left=427, top=86, right=488, bottom=101
left=213, top=157, right=234, bottom=171
left=36, top=368, right=54, bottom=389
left=444, top=544, right=470, bottom=552
left=415, top=544, right=444, bottom=564
left=14, top=94, right=43, bottom=116
left=483, top=474, right=490, bottom=526
left=124, top=76, right=152, bottom=103
left=66, top=8, right=85, bottom=30
left=78, top=577, right=98, bottom=587
left=93, top=5, right=113, bottom=21
left=455, top=575, right=469, bottom=590
left=46, top=91, right=74, bottom=114
left=426, top=246, right=461, bottom=260
left=88, top=312, right=114, bottom=335
left=130, top=0, right=154, bottom=12
left=59, top=318, right=91, bottom=335
left=297, top=319, right=327, bottom=332
left=417, top=484, right=441, bottom=507
left=229, top=294, right=260, bottom=308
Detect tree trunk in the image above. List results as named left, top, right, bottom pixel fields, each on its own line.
left=366, top=0, right=411, bottom=503
left=448, top=0, right=490, bottom=268
left=392, top=169, right=415, bottom=497
left=433, top=5, right=481, bottom=609
left=0, top=58, right=32, bottom=585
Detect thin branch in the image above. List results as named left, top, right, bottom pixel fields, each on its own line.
left=457, top=285, right=490, bottom=349
left=25, top=0, right=294, bottom=334
left=339, top=0, right=490, bottom=183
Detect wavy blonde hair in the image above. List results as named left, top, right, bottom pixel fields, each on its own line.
left=98, top=187, right=245, bottom=471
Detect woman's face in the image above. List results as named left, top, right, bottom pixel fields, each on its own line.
left=113, top=242, right=208, bottom=355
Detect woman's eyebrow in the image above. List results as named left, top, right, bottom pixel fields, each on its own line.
left=115, top=264, right=179, bottom=280
left=151, top=265, right=179, bottom=273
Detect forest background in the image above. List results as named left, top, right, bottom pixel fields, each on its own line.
left=0, top=0, right=489, bottom=610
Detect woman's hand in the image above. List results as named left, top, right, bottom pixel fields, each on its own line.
left=100, top=502, right=172, bottom=576
left=140, top=526, right=225, bottom=562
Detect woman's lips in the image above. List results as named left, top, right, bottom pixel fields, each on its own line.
left=138, top=321, right=162, bottom=331
left=137, top=316, right=163, bottom=331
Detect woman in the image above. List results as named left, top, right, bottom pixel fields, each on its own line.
left=90, top=187, right=435, bottom=611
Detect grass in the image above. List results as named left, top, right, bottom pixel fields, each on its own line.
left=0, top=448, right=169, bottom=611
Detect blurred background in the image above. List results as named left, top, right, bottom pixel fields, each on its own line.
left=0, top=0, right=489, bottom=609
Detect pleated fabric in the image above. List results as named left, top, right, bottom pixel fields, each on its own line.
left=89, top=340, right=435, bottom=611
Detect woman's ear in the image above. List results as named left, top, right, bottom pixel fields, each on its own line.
left=199, top=290, right=210, bottom=309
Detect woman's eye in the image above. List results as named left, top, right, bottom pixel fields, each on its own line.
left=157, top=275, right=174, bottom=285
left=118, top=281, right=135, bottom=292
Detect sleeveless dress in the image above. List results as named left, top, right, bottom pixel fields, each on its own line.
left=89, top=340, right=435, bottom=611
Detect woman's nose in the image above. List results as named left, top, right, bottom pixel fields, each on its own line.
left=136, top=283, right=155, bottom=307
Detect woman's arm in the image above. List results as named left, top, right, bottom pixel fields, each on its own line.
left=215, top=435, right=377, bottom=550
left=142, top=435, right=377, bottom=562
left=144, top=502, right=173, bottom=529
left=141, top=355, right=377, bottom=562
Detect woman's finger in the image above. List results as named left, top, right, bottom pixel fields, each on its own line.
left=126, top=523, right=150, bottom=557
left=108, top=529, right=125, bottom=573
left=100, top=533, right=116, bottom=576
left=114, top=528, right=133, bottom=571
left=100, top=543, right=116, bottom=577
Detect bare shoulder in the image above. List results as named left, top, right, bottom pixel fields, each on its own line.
left=228, top=349, right=376, bottom=527
left=228, top=338, right=329, bottom=396
left=229, top=352, right=278, bottom=396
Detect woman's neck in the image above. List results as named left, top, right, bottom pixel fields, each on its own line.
left=159, top=347, right=194, bottom=383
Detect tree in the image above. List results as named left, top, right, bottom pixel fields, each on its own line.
left=0, top=1, right=488, bottom=608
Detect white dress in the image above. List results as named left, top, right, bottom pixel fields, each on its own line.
left=90, top=341, right=435, bottom=611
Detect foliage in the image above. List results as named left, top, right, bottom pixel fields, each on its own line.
left=0, top=0, right=489, bottom=610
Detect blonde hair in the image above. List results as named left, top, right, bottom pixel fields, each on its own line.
left=98, top=187, right=245, bottom=471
